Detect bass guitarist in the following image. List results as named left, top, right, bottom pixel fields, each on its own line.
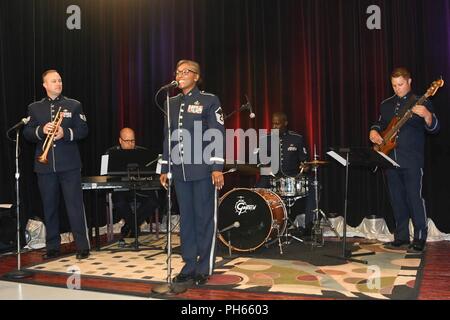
left=369, top=67, right=440, bottom=252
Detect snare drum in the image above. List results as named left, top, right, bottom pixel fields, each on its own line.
left=271, top=176, right=309, bottom=197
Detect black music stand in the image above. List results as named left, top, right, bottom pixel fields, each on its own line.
left=105, top=149, right=157, bottom=176
left=105, top=149, right=156, bottom=252
left=325, top=147, right=399, bottom=264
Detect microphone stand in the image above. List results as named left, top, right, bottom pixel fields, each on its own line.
left=152, top=87, right=186, bottom=295
left=145, top=155, right=160, bottom=168
left=224, top=102, right=251, bottom=120
left=4, top=128, right=32, bottom=279
left=215, top=168, right=237, bottom=259
left=219, top=222, right=238, bottom=259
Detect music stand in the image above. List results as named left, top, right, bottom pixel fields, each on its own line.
left=103, top=149, right=156, bottom=252
left=325, top=147, right=399, bottom=264
left=102, top=149, right=158, bottom=176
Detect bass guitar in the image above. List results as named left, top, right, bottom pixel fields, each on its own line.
left=374, top=78, right=444, bottom=155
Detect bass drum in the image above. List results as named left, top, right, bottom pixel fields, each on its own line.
left=218, top=188, right=287, bottom=252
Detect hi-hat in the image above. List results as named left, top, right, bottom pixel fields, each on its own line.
left=303, top=160, right=329, bottom=167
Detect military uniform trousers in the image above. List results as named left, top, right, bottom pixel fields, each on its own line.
left=385, top=167, right=428, bottom=242
left=37, top=169, right=90, bottom=251
left=173, top=177, right=217, bottom=276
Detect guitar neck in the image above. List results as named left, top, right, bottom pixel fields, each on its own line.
left=383, top=94, right=426, bottom=141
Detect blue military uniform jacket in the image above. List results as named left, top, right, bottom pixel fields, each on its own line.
left=23, top=95, right=88, bottom=173
left=161, top=86, right=225, bottom=181
left=260, top=130, right=308, bottom=177
left=370, top=92, right=439, bottom=168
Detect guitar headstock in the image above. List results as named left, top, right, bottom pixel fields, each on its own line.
left=425, top=78, right=444, bottom=98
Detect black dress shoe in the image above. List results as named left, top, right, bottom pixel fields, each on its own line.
left=121, top=224, right=132, bottom=238
left=384, top=239, right=410, bottom=249
left=408, top=240, right=426, bottom=252
left=76, top=249, right=90, bottom=260
left=194, top=274, right=210, bottom=286
left=121, top=224, right=138, bottom=239
left=42, top=249, right=60, bottom=260
left=172, top=273, right=194, bottom=284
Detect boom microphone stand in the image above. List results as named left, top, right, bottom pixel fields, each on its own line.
left=215, top=167, right=237, bottom=258
left=224, top=95, right=255, bottom=120
left=4, top=125, right=32, bottom=279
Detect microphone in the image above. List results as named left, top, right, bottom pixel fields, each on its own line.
left=219, top=221, right=240, bottom=233
left=247, top=103, right=255, bottom=119
left=242, top=95, right=255, bottom=118
left=160, top=80, right=179, bottom=90
left=9, top=117, right=30, bottom=131
left=224, top=95, right=255, bottom=120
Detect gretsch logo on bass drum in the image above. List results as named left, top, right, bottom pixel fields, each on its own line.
left=235, top=197, right=257, bottom=215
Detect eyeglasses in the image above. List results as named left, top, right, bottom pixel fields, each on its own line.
left=174, top=69, right=197, bottom=77
left=120, top=138, right=135, bottom=143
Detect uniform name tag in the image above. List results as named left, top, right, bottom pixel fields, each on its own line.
left=288, top=145, right=297, bottom=152
left=63, top=112, right=72, bottom=118
left=187, top=105, right=203, bottom=114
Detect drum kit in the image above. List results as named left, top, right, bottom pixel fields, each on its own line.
left=218, top=159, right=340, bottom=255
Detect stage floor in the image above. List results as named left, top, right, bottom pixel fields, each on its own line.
left=1, top=234, right=449, bottom=300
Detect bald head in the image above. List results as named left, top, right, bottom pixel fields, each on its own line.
left=119, top=127, right=136, bottom=150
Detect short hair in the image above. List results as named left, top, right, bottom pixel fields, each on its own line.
left=391, top=67, right=411, bottom=80
left=272, top=111, right=287, bottom=122
left=42, top=69, right=59, bottom=82
left=176, top=59, right=201, bottom=77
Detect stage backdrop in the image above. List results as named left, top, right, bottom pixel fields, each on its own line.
left=1, top=0, right=449, bottom=232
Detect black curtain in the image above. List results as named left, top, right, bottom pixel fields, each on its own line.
left=1, top=0, right=449, bottom=232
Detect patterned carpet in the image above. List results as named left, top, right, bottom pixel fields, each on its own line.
left=22, top=234, right=424, bottom=300
left=211, top=241, right=423, bottom=299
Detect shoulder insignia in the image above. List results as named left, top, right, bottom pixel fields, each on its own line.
left=215, top=107, right=224, bottom=125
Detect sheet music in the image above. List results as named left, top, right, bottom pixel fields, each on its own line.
left=0, top=204, right=13, bottom=209
left=376, top=151, right=400, bottom=167
left=100, top=154, right=109, bottom=175
left=326, top=151, right=347, bottom=166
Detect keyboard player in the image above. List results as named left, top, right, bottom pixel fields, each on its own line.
left=105, top=128, right=159, bottom=239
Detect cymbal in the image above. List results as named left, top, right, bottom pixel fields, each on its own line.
left=224, top=163, right=259, bottom=175
left=303, top=160, right=329, bottom=167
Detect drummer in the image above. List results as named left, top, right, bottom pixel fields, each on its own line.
left=255, top=111, right=317, bottom=238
